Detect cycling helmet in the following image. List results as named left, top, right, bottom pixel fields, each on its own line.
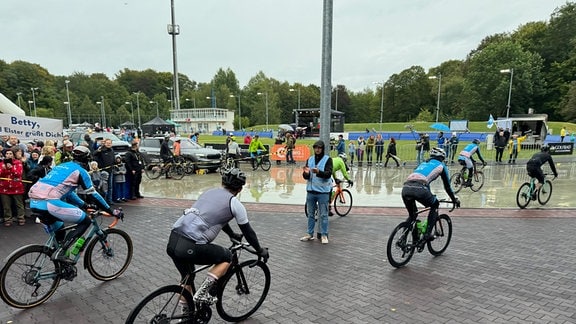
left=72, top=145, right=91, bottom=163
left=338, top=153, right=347, bottom=161
left=541, top=144, right=550, bottom=152
left=429, top=147, right=446, bottom=161
left=472, top=138, right=481, bottom=144
left=222, top=168, right=246, bottom=190
left=312, top=140, right=325, bottom=149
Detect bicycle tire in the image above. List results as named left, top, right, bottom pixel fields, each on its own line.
left=125, top=285, right=194, bottom=324
left=85, top=228, right=133, bottom=281
left=334, top=189, right=353, bottom=216
left=516, top=182, right=532, bottom=209
left=168, top=164, right=186, bottom=180
left=260, top=159, right=271, bottom=171
left=0, top=245, right=61, bottom=309
left=216, top=259, right=271, bottom=322
left=184, top=160, right=196, bottom=175
left=144, top=163, right=162, bottom=180
left=386, top=222, right=416, bottom=268
left=450, top=173, right=463, bottom=194
left=427, top=214, right=452, bottom=256
left=538, top=180, right=553, bottom=205
left=470, top=171, right=485, bottom=192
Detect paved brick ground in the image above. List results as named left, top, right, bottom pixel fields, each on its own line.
left=1, top=200, right=575, bottom=323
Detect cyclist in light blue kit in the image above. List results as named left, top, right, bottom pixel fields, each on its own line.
left=457, top=139, right=486, bottom=187
left=402, top=148, right=459, bottom=241
left=28, top=146, right=121, bottom=263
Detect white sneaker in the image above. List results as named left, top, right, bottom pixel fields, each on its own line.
left=321, top=235, right=329, bottom=244
left=300, top=234, right=315, bottom=241
left=35, top=217, right=41, bottom=224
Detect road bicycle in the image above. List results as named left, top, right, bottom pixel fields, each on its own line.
left=125, top=238, right=270, bottom=324
left=0, top=207, right=132, bottom=309
left=251, top=151, right=271, bottom=171
left=386, top=199, right=458, bottom=268
left=516, top=174, right=554, bottom=209
left=219, top=155, right=237, bottom=175
left=450, top=162, right=485, bottom=193
left=144, top=158, right=186, bottom=180
left=305, top=180, right=354, bottom=218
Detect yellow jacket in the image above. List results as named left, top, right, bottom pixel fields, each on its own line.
left=508, top=135, right=527, bottom=153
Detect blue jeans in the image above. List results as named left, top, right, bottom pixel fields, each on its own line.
left=305, top=191, right=330, bottom=236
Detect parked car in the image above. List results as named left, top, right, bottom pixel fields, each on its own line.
left=138, top=136, right=222, bottom=172
left=68, top=131, right=131, bottom=155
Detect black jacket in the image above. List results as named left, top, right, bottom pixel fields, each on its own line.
left=124, top=149, right=143, bottom=173
left=93, top=146, right=116, bottom=171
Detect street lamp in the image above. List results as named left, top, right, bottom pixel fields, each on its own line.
left=230, top=94, right=242, bottom=130
left=428, top=74, right=442, bottom=123
left=150, top=101, right=159, bottom=117
left=96, top=97, right=106, bottom=128
left=185, top=98, right=196, bottom=108
left=16, top=92, right=22, bottom=109
left=166, top=87, right=174, bottom=110
left=133, top=92, right=141, bottom=128
left=125, top=101, right=135, bottom=124
left=31, top=87, right=39, bottom=117
left=289, top=88, right=301, bottom=110
left=257, top=92, right=269, bottom=131
left=334, top=87, right=339, bottom=111
left=500, top=68, right=514, bottom=119
left=206, top=96, right=217, bottom=108
left=372, top=81, right=384, bottom=130
left=65, top=80, right=72, bottom=126
left=27, top=100, right=33, bottom=116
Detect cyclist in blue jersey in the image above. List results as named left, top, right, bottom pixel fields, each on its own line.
left=402, top=148, right=459, bottom=241
left=457, top=139, right=487, bottom=187
left=28, top=146, right=120, bottom=263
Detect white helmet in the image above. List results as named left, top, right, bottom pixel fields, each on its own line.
left=429, top=147, right=446, bottom=160
left=338, top=153, right=347, bottom=161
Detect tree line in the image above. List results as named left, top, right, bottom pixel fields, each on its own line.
left=1, top=2, right=575, bottom=128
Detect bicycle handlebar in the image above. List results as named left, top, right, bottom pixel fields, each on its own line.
left=86, top=206, right=124, bottom=228
left=229, top=238, right=268, bottom=266
left=437, top=199, right=459, bottom=212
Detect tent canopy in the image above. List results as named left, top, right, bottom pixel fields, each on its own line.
left=142, top=116, right=174, bottom=135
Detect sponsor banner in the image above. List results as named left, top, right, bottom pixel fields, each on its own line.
left=548, top=142, right=574, bottom=155
left=270, top=144, right=311, bottom=161
left=0, top=114, right=64, bottom=141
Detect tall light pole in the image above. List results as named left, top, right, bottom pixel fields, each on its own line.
left=166, top=87, right=174, bottom=110
left=125, top=101, right=135, bottom=125
left=428, top=74, right=441, bottom=123
left=257, top=92, right=269, bottom=131
left=334, top=86, right=339, bottom=111
left=185, top=98, right=196, bottom=108
left=96, top=97, right=106, bottom=128
left=133, top=92, right=141, bottom=128
left=31, top=87, right=39, bottom=117
left=16, top=92, right=23, bottom=109
left=230, top=94, right=242, bottom=130
left=500, top=68, right=514, bottom=119
left=27, top=100, right=33, bottom=116
left=372, top=81, right=384, bottom=130
left=289, top=88, right=301, bottom=110
left=65, top=80, right=72, bottom=125
left=168, top=0, right=180, bottom=110
left=206, top=96, right=217, bottom=108
left=150, top=101, right=159, bottom=117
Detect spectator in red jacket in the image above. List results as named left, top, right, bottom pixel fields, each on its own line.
left=1, top=148, right=26, bottom=226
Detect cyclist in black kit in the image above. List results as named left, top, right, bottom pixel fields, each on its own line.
left=526, top=145, right=558, bottom=199
left=166, top=168, right=269, bottom=305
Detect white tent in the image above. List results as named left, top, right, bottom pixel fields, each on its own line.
left=0, top=93, right=26, bottom=116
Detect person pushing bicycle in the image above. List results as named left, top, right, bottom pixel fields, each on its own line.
left=402, top=148, right=459, bottom=242
left=166, top=168, right=269, bottom=306
left=526, top=145, right=558, bottom=200
left=248, top=134, right=266, bottom=170
left=28, top=146, right=121, bottom=264
left=457, top=138, right=486, bottom=187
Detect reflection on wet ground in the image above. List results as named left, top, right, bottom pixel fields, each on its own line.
left=140, top=160, right=576, bottom=209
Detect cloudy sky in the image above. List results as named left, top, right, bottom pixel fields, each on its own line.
left=0, top=0, right=568, bottom=92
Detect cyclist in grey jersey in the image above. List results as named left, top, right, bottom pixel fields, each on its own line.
left=166, top=168, right=269, bottom=305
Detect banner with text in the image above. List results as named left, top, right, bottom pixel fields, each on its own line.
left=0, top=114, right=64, bottom=141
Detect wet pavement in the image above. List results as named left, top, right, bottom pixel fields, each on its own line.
left=140, top=158, right=576, bottom=209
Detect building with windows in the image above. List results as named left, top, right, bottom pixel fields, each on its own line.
left=170, top=107, right=234, bottom=134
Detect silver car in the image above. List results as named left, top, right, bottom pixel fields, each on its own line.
left=138, top=136, right=222, bottom=172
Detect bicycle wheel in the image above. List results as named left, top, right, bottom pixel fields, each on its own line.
left=538, top=180, right=553, bottom=205
left=144, top=163, right=162, bottom=180
left=168, top=164, right=186, bottom=180
left=216, top=260, right=271, bottom=322
left=125, top=285, right=194, bottom=324
left=427, top=214, right=452, bottom=256
left=0, top=245, right=61, bottom=309
left=516, top=182, right=531, bottom=209
left=260, top=159, right=271, bottom=171
left=450, top=173, right=463, bottom=194
left=184, top=160, right=196, bottom=175
left=470, top=171, right=485, bottom=192
left=85, top=228, right=133, bottom=281
left=386, top=222, right=416, bottom=268
left=334, top=189, right=353, bottom=216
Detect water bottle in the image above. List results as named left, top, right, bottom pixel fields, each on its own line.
left=70, top=237, right=86, bottom=257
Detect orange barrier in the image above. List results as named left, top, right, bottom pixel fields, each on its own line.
left=269, top=144, right=311, bottom=161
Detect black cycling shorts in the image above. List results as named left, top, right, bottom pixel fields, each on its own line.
left=527, top=164, right=544, bottom=184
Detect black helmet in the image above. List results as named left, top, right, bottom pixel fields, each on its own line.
left=72, top=145, right=91, bottom=163
left=472, top=138, right=481, bottom=144
left=541, top=144, right=550, bottom=152
left=222, top=168, right=246, bottom=190
left=312, top=140, right=325, bottom=149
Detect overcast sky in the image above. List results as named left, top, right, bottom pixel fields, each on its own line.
left=0, top=0, right=568, bottom=92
